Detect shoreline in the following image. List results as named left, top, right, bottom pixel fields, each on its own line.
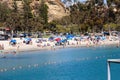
left=0, top=38, right=119, bottom=54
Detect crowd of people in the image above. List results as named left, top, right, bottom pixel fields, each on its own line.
left=9, top=33, right=120, bottom=48
left=0, top=33, right=119, bottom=58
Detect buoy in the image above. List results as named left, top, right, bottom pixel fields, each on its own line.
left=4, top=69, right=7, bottom=71
left=34, top=64, right=36, bottom=67
left=13, top=67, right=15, bottom=70
left=36, top=64, right=38, bottom=66
left=34, top=64, right=38, bottom=67
left=1, top=69, right=3, bottom=72
left=82, top=58, right=85, bottom=60
left=19, top=66, right=22, bottom=69
left=44, top=63, right=47, bottom=65
left=28, top=65, right=31, bottom=68
left=48, top=62, right=51, bottom=64
left=96, top=57, right=98, bottom=59
left=86, top=57, right=89, bottom=60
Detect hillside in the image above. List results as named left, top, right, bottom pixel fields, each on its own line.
left=0, top=0, right=69, bottom=22
left=46, top=0, right=69, bottom=22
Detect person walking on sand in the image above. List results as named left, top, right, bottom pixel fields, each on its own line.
left=1, top=44, right=4, bottom=50
left=16, top=45, right=20, bottom=54
left=51, top=42, right=56, bottom=50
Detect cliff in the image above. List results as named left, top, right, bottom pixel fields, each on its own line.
left=0, top=0, right=69, bottom=22
left=46, top=0, right=69, bottom=22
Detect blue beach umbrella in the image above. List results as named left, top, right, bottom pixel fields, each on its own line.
left=48, top=36, right=54, bottom=41
left=10, top=39, right=16, bottom=43
left=66, top=34, right=74, bottom=40
left=101, top=36, right=106, bottom=40
left=24, top=37, right=31, bottom=43
left=24, top=38, right=27, bottom=42
left=27, top=37, right=32, bottom=41
left=10, top=39, right=17, bottom=45
left=61, top=39, right=67, bottom=43
left=24, top=37, right=32, bottom=44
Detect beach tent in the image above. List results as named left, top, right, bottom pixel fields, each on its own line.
left=66, top=34, right=74, bottom=40
left=10, top=39, right=16, bottom=45
left=23, top=37, right=32, bottom=44
left=48, top=36, right=54, bottom=41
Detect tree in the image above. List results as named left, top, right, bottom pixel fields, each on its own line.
left=0, top=3, right=11, bottom=26
left=30, top=17, right=44, bottom=32
left=38, top=0, right=48, bottom=24
left=22, top=0, right=33, bottom=32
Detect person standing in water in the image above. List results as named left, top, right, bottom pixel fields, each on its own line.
left=0, top=44, right=6, bottom=58
left=117, top=32, right=120, bottom=47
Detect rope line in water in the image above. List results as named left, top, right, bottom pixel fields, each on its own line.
left=0, top=54, right=119, bottom=73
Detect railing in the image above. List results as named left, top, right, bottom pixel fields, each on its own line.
left=107, top=59, right=120, bottom=80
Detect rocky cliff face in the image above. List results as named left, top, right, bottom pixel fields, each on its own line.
left=46, top=0, right=69, bottom=22
left=0, top=0, right=69, bottom=22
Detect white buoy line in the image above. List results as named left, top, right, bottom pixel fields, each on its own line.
left=0, top=54, right=119, bottom=73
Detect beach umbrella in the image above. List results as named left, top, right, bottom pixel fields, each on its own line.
left=24, top=37, right=31, bottom=41
left=67, top=37, right=73, bottom=40
left=23, top=38, right=27, bottom=43
left=23, top=37, right=31, bottom=43
left=48, top=36, right=54, bottom=41
left=101, top=36, right=106, bottom=40
left=27, top=37, right=32, bottom=41
left=61, top=39, right=67, bottom=43
left=66, top=34, right=74, bottom=39
left=10, top=39, right=17, bottom=45
left=24, top=37, right=32, bottom=44
left=10, top=39, right=16, bottom=43
left=55, top=38, right=61, bottom=42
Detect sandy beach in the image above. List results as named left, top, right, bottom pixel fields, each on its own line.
left=0, top=37, right=119, bottom=54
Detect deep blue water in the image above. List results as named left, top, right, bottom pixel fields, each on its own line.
left=0, top=46, right=120, bottom=80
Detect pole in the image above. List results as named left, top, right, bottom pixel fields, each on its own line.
left=107, top=61, right=111, bottom=80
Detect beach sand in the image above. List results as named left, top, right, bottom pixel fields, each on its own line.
left=0, top=38, right=119, bottom=53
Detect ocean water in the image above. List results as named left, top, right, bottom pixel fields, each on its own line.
left=0, top=46, right=120, bottom=80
